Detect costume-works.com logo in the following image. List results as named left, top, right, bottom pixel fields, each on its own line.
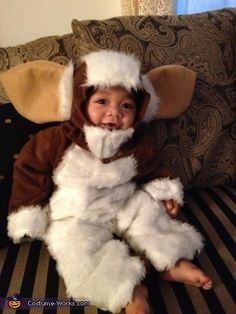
left=7, top=294, right=22, bottom=309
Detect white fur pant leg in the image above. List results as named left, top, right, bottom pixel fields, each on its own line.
left=44, top=218, right=145, bottom=313
left=117, top=191, right=204, bottom=271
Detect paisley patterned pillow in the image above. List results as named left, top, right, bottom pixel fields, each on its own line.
left=71, top=9, right=235, bottom=77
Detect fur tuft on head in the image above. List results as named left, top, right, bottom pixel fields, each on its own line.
left=82, top=50, right=142, bottom=91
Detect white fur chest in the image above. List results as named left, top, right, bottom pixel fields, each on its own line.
left=49, top=144, right=137, bottom=223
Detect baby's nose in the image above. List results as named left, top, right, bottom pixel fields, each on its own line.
left=106, top=107, right=122, bottom=118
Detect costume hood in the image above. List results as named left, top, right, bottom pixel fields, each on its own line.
left=69, top=50, right=153, bottom=130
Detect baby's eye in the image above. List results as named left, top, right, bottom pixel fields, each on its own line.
left=121, top=103, right=135, bottom=110
left=96, top=99, right=107, bottom=105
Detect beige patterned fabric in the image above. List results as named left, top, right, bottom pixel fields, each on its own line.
left=121, top=0, right=174, bottom=15
left=0, top=34, right=71, bottom=70
left=71, top=9, right=236, bottom=189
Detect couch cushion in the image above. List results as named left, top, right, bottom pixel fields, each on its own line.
left=0, top=34, right=70, bottom=68
left=72, top=9, right=236, bottom=188
left=0, top=186, right=235, bottom=313
left=71, top=8, right=236, bottom=75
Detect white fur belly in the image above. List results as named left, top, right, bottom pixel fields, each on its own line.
left=49, top=144, right=136, bottom=222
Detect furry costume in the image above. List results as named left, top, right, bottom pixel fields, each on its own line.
left=0, top=50, right=202, bottom=312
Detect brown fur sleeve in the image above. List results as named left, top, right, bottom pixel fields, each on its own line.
left=9, top=125, right=70, bottom=212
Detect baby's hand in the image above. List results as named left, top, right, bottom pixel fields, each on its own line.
left=163, top=199, right=181, bottom=217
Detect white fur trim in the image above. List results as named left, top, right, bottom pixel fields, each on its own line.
left=45, top=219, right=145, bottom=313
left=141, top=74, right=160, bottom=122
left=82, top=50, right=142, bottom=91
left=59, top=61, right=74, bottom=120
left=7, top=205, right=48, bottom=243
left=143, top=177, right=184, bottom=205
left=84, top=125, right=135, bottom=159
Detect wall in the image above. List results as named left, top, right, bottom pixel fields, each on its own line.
left=0, top=0, right=122, bottom=47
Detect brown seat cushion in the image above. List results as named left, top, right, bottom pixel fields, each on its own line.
left=1, top=186, right=235, bottom=313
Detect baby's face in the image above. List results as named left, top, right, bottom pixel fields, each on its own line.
left=85, top=86, right=136, bottom=130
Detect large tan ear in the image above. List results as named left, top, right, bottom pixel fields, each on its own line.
left=146, top=65, right=197, bottom=119
left=0, top=60, right=73, bottom=123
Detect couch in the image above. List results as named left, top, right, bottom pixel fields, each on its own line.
left=0, top=8, right=235, bottom=314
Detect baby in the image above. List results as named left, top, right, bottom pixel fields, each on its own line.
left=4, top=50, right=212, bottom=314
left=83, top=84, right=212, bottom=314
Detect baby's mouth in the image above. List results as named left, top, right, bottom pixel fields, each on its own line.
left=101, top=123, right=120, bottom=131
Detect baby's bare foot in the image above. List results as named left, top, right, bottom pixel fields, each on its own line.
left=125, top=284, right=152, bottom=314
left=160, top=259, right=213, bottom=290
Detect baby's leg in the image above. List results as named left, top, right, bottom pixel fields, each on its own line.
left=160, top=259, right=213, bottom=290
left=118, top=190, right=204, bottom=272
left=44, top=218, right=145, bottom=313
left=125, top=284, right=152, bottom=314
